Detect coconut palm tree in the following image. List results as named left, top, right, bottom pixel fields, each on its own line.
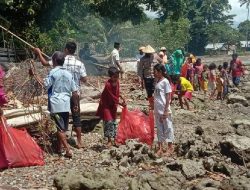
left=239, top=0, right=250, bottom=48
left=239, top=0, right=250, bottom=20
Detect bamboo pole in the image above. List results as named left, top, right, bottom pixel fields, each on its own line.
left=0, top=24, right=50, bottom=59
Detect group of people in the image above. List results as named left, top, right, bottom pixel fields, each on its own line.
left=0, top=41, right=245, bottom=158
left=133, top=45, right=245, bottom=156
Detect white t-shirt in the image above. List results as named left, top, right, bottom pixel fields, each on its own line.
left=111, top=48, right=120, bottom=66
left=49, top=55, right=87, bottom=90
left=154, top=78, right=172, bottom=115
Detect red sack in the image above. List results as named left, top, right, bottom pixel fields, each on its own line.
left=115, top=107, right=154, bottom=145
left=0, top=117, right=44, bottom=169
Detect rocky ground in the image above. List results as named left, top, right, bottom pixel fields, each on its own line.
left=0, top=60, right=250, bottom=190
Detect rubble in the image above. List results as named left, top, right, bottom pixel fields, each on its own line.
left=0, top=58, right=250, bottom=190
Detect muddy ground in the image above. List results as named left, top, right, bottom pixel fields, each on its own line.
left=0, top=55, right=250, bottom=190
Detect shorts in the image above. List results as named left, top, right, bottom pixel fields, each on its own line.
left=70, top=94, right=81, bottom=128
left=232, top=77, right=240, bottom=86
left=155, top=114, right=174, bottom=143
left=51, top=112, right=69, bottom=132
left=103, top=120, right=117, bottom=138
left=182, top=91, right=193, bottom=100
left=223, top=85, right=228, bottom=97
left=201, top=81, right=208, bottom=91
left=144, top=78, right=155, bottom=98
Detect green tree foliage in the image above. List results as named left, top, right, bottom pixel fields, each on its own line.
left=207, top=23, right=240, bottom=46
left=238, top=20, right=250, bottom=39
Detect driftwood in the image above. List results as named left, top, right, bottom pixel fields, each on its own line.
left=5, top=103, right=122, bottom=127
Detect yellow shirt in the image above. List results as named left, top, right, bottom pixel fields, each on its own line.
left=180, top=77, right=194, bottom=92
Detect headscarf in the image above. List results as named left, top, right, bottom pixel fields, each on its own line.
left=166, top=49, right=184, bottom=75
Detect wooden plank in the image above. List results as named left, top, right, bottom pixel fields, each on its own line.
left=0, top=57, right=15, bottom=62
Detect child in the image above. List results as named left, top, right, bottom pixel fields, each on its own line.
left=221, top=62, right=229, bottom=99
left=153, top=64, right=174, bottom=156
left=208, top=63, right=217, bottom=100
left=44, top=51, right=78, bottom=158
left=176, top=76, right=194, bottom=110
left=201, top=64, right=209, bottom=98
left=216, top=65, right=224, bottom=100
left=96, top=67, right=126, bottom=147
left=193, top=58, right=204, bottom=91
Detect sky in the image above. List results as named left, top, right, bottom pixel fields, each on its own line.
left=145, top=0, right=248, bottom=26
left=229, top=0, right=248, bottom=26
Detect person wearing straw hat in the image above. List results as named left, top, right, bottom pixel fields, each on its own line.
left=160, top=47, right=168, bottom=64
left=111, top=42, right=124, bottom=78
left=138, top=45, right=163, bottom=108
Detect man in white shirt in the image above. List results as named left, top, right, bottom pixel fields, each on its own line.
left=111, top=42, right=124, bottom=78
left=33, top=42, right=87, bottom=149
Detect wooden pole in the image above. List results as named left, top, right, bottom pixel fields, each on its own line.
left=0, top=24, right=50, bottom=59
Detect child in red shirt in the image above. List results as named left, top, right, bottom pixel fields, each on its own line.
left=96, top=67, right=126, bottom=147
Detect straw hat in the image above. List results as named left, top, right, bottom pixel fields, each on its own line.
left=139, top=46, right=145, bottom=51
left=160, top=47, right=167, bottom=51
left=143, top=45, right=155, bottom=53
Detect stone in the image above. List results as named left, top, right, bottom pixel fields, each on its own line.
left=213, top=162, right=234, bottom=176
left=231, top=119, right=250, bottom=138
left=151, top=158, right=164, bottom=166
left=221, top=175, right=250, bottom=190
left=203, top=158, right=216, bottom=171
left=192, top=178, right=221, bottom=190
left=119, top=156, right=129, bottom=167
left=227, top=94, right=248, bottom=107
left=220, top=135, right=250, bottom=165
left=195, top=126, right=204, bottom=136
left=181, top=160, right=206, bottom=179
left=54, top=168, right=123, bottom=190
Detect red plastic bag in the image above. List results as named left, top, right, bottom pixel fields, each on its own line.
left=115, top=107, right=154, bottom=145
left=0, top=117, right=44, bottom=169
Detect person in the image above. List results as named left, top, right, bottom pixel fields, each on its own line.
left=153, top=64, right=174, bottom=156
left=229, top=53, right=244, bottom=87
left=201, top=64, right=209, bottom=98
left=44, top=51, right=78, bottom=158
left=193, top=58, right=204, bottom=91
left=208, top=63, right=217, bottom=100
left=96, top=67, right=126, bottom=147
left=181, top=56, right=194, bottom=84
left=160, top=47, right=168, bottom=64
left=33, top=41, right=87, bottom=149
left=111, top=42, right=124, bottom=78
left=176, top=76, right=194, bottom=110
left=136, top=46, right=145, bottom=89
left=165, top=49, right=185, bottom=83
left=0, top=65, right=8, bottom=117
left=216, top=72, right=224, bottom=100
left=221, top=62, right=230, bottom=99
left=138, top=45, right=163, bottom=108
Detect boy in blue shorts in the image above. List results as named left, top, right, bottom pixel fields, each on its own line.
left=44, top=51, right=78, bottom=158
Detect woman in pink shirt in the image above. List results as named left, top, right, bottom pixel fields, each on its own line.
left=208, top=63, right=217, bottom=100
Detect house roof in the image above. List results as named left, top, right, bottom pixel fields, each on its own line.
left=205, top=43, right=224, bottom=50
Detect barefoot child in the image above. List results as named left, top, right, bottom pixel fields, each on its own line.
left=216, top=65, right=224, bottom=100
left=176, top=76, right=194, bottom=110
left=96, top=67, right=126, bottom=147
left=221, top=62, right=229, bottom=99
left=153, top=64, right=174, bottom=156
left=208, top=63, right=217, bottom=100
left=44, top=51, right=78, bottom=158
left=201, top=64, right=209, bottom=98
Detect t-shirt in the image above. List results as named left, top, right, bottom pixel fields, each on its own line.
left=180, top=77, right=193, bottom=92
left=230, top=58, right=243, bottom=77
left=49, top=55, right=87, bottom=91
left=44, top=66, right=77, bottom=113
left=111, top=48, right=120, bottom=66
left=154, top=78, right=172, bottom=115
